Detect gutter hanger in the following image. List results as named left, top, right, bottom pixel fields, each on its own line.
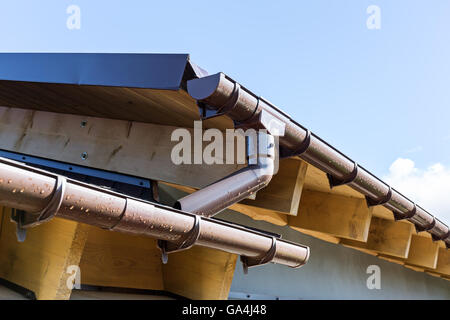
left=187, top=72, right=450, bottom=248
left=0, top=157, right=309, bottom=271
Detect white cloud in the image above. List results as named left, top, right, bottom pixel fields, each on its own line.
left=383, top=158, right=450, bottom=225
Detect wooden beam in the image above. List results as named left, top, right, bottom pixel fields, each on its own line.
left=0, top=81, right=233, bottom=130
left=288, top=190, right=372, bottom=241
left=162, top=246, right=237, bottom=300
left=426, top=270, right=444, bottom=279
left=340, top=217, right=413, bottom=258
left=79, top=226, right=164, bottom=290
left=378, top=254, right=405, bottom=266
left=404, top=235, right=439, bottom=269
left=404, top=264, right=426, bottom=273
left=240, top=159, right=308, bottom=216
left=290, top=227, right=340, bottom=244
left=371, top=206, right=396, bottom=220
left=431, top=248, right=450, bottom=277
left=0, top=207, right=89, bottom=300
left=0, top=106, right=243, bottom=189
left=303, top=165, right=364, bottom=199
left=230, top=204, right=288, bottom=226
left=341, top=245, right=379, bottom=256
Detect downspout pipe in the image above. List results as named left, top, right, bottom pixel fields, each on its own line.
left=187, top=72, right=450, bottom=248
left=175, top=131, right=275, bottom=217
left=0, top=157, right=309, bottom=269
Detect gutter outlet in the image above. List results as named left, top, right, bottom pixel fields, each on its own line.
left=175, top=131, right=275, bottom=217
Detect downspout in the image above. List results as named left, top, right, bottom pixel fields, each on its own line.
left=187, top=72, right=450, bottom=248
left=0, top=157, right=309, bottom=270
left=175, top=131, right=275, bottom=217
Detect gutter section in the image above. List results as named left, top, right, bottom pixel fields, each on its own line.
left=0, top=53, right=189, bottom=90
left=0, top=157, right=309, bottom=270
left=187, top=72, right=450, bottom=248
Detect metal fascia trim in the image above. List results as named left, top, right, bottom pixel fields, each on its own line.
left=0, top=53, right=189, bottom=90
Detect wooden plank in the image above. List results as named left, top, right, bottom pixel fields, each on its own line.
left=404, top=264, right=425, bottom=273
left=0, top=81, right=233, bottom=130
left=371, top=206, right=396, bottom=220
left=303, top=165, right=364, bottom=199
left=340, top=217, right=413, bottom=258
left=345, top=246, right=379, bottom=256
left=0, top=207, right=89, bottom=300
left=404, top=235, right=439, bottom=269
left=240, top=159, right=308, bottom=216
left=79, top=226, right=164, bottom=290
left=290, top=227, right=340, bottom=244
left=162, top=246, right=237, bottom=300
left=378, top=254, right=405, bottom=266
left=431, top=248, right=450, bottom=277
left=230, top=204, right=288, bottom=226
left=0, top=106, right=243, bottom=189
left=426, top=271, right=444, bottom=279
left=288, top=190, right=372, bottom=241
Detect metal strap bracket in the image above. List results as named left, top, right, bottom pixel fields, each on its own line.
left=241, top=236, right=277, bottom=274
left=198, top=83, right=241, bottom=121
left=327, top=161, right=359, bottom=188
left=294, top=130, right=312, bottom=156
left=415, top=217, right=436, bottom=233
left=366, top=186, right=392, bottom=207
left=157, top=215, right=201, bottom=264
left=279, top=130, right=311, bottom=159
left=432, top=230, right=450, bottom=242
left=392, top=204, right=417, bottom=221
left=11, top=175, right=67, bottom=242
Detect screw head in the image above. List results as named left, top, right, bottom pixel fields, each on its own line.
left=81, top=152, right=88, bottom=160
left=80, top=120, right=87, bottom=128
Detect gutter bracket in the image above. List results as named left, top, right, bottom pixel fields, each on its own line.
left=235, top=107, right=286, bottom=137
left=366, top=186, right=392, bottom=207
left=157, top=215, right=201, bottom=264
left=392, top=204, right=417, bottom=221
left=10, top=173, right=66, bottom=242
left=197, top=82, right=242, bottom=121
left=415, top=217, right=436, bottom=233
left=432, top=230, right=450, bottom=242
left=327, top=161, right=359, bottom=188
left=279, top=129, right=312, bottom=159
left=241, top=236, right=277, bottom=274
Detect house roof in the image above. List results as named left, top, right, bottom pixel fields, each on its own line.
left=0, top=53, right=447, bottom=280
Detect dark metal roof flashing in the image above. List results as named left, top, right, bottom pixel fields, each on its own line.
left=0, top=53, right=190, bottom=90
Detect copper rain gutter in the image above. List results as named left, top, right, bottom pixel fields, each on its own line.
left=0, top=157, right=309, bottom=270
left=187, top=72, right=450, bottom=248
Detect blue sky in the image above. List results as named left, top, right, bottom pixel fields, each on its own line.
left=0, top=0, right=449, bottom=181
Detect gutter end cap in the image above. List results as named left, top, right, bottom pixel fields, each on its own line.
left=187, top=72, right=223, bottom=100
